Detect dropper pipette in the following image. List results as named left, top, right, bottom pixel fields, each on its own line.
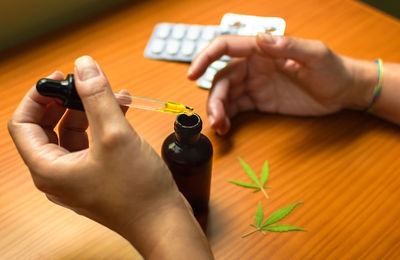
left=36, top=74, right=195, bottom=116
left=114, top=93, right=195, bottom=115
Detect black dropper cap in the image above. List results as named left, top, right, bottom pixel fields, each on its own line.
left=36, top=74, right=84, bottom=111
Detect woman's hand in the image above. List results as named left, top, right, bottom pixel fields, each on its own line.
left=188, top=34, right=376, bottom=134
left=8, top=56, right=212, bottom=259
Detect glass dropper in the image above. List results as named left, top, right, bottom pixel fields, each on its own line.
left=114, top=93, right=195, bottom=116
left=35, top=74, right=195, bottom=116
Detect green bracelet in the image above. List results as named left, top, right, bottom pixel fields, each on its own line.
left=367, top=59, right=383, bottom=112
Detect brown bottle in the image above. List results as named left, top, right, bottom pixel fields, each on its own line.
left=162, top=114, right=213, bottom=230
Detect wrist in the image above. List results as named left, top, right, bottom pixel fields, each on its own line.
left=341, top=57, right=378, bottom=111
left=120, top=191, right=213, bottom=259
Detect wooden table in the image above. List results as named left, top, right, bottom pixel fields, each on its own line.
left=1, top=0, right=400, bottom=258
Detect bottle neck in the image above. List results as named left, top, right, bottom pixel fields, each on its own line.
left=175, top=132, right=200, bottom=145
left=174, top=113, right=202, bottom=145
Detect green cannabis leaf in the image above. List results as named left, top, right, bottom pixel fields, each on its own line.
left=228, top=157, right=271, bottom=199
left=242, top=201, right=305, bottom=238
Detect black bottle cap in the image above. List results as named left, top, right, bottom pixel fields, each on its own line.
left=174, top=113, right=202, bottom=137
left=36, top=74, right=84, bottom=111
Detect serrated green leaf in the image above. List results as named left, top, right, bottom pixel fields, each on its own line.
left=261, top=160, right=269, bottom=186
left=254, top=202, right=264, bottom=227
left=261, top=202, right=304, bottom=228
left=227, top=180, right=259, bottom=189
left=253, top=188, right=261, bottom=193
left=262, top=225, right=306, bottom=232
left=238, top=157, right=261, bottom=187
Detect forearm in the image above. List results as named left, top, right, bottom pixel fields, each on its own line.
left=121, top=194, right=214, bottom=259
left=343, top=57, right=400, bottom=125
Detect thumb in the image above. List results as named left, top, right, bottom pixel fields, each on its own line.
left=73, top=56, right=130, bottom=142
left=256, top=34, right=328, bottom=64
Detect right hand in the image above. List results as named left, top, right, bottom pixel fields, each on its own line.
left=8, top=56, right=213, bottom=259
left=188, top=34, right=376, bottom=134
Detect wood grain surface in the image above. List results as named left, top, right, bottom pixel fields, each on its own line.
left=1, top=0, right=400, bottom=259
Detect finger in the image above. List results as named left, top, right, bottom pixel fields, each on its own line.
left=37, top=73, right=67, bottom=145
left=58, top=109, right=89, bottom=152
left=275, top=58, right=302, bottom=79
left=58, top=89, right=130, bottom=153
left=21, top=71, right=65, bottom=126
left=37, top=71, right=66, bottom=143
left=188, top=35, right=257, bottom=80
left=41, top=101, right=66, bottom=144
left=227, top=95, right=257, bottom=118
left=256, top=34, right=328, bottom=64
left=207, top=78, right=230, bottom=134
left=8, top=71, right=70, bottom=166
left=116, top=89, right=130, bottom=115
left=39, top=74, right=66, bottom=129
left=73, top=56, right=132, bottom=145
left=39, top=71, right=68, bottom=145
left=207, top=59, right=247, bottom=134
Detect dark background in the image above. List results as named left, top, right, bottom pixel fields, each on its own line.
left=361, top=0, right=400, bottom=18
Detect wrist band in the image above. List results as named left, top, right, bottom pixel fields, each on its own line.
left=367, top=59, right=383, bottom=112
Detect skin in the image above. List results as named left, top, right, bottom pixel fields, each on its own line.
left=188, top=33, right=400, bottom=134
left=8, top=34, right=400, bottom=258
left=8, top=56, right=213, bottom=259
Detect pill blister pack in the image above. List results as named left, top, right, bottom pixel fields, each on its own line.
left=195, top=14, right=286, bottom=89
left=220, top=13, right=286, bottom=36
left=195, top=60, right=228, bottom=89
left=144, top=23, right=230, bottom=63
left=144, top=13, right=286, bottom=89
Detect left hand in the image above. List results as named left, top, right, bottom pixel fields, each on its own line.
left=187, top=34, right=370, bottom=134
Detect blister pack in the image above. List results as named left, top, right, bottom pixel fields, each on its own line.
left=144, top=23, right=229, bottom=63
left=195, top=14, right=285, bottom=89
left=143, top=14, right=286, bottom=89
left=220, top=13, right=286, bottom=36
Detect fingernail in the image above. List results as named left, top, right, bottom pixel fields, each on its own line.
left=187, top=66, right=193, bottom=76
left=222, top=117, right=230, bottom=134
left=48, top=71, right=57, bottom=77
left=215, top=117, right=229, bottom=136
left=48, top=70, right=61, bottom=77
left=257, top=32, right=277, bottom=44
left=208, top=115, right=215, bottom=127
left=75, top=56, right=100, bottom=81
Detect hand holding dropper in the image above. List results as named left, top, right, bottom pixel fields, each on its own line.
left=36, top=74, right=195, bottom=115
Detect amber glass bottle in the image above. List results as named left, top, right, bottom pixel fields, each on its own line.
left=162, top=114, right=213, bottom=230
